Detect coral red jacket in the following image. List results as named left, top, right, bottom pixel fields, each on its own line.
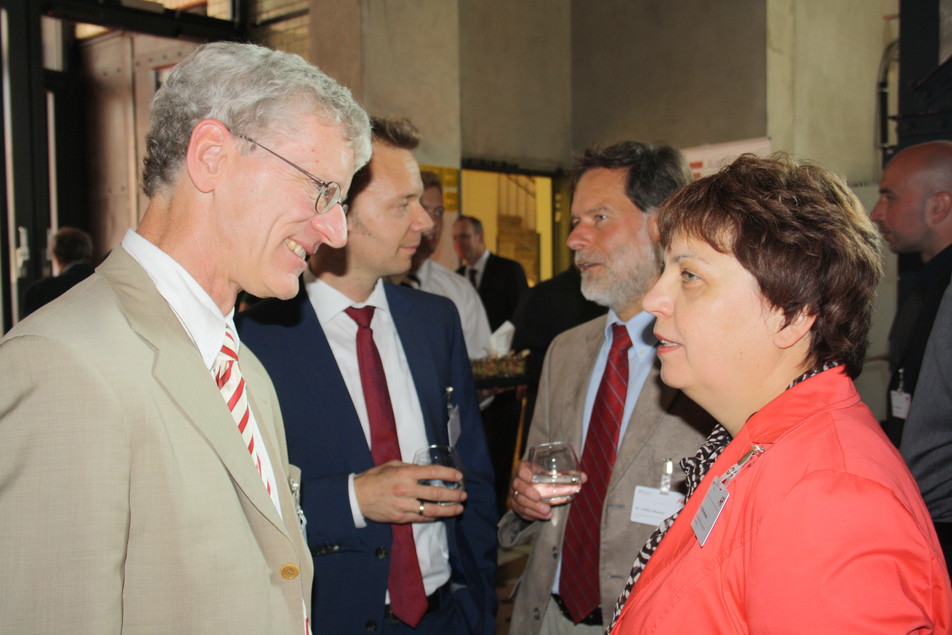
left=613, top=368, right=952, bottom=634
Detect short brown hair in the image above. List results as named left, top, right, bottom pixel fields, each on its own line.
left=347, top=116, right=421, bottom=205
left=420, top=170, right=442, bottom=193
left=52, top=227, right=93, bottom=265
left=656, top=153, right=882, bottom=378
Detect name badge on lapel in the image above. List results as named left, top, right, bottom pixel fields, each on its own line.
left=631, top=458, right=684, bottom=526
left=290, top=474, right=307, bottom=541
left=446, top=386, right=461, bottom=446
left=890, top=368, right=911, bottom=420
left=692, top=477, right=729, bottom=546
left=692, top=445, right=764, bottom=546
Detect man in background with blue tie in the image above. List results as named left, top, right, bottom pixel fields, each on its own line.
left=238, top=117, right=497, bottom=634
left=498, top=141, right=714, bottom=634
left=0, top=42, right=370, bottom=632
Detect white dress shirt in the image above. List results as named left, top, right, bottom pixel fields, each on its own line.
left=415, top=258, right=491, bottom=358
left=121, top=229, right=282, bottom=515
left=465, top=249, right=491, bottom=288
left=304, top=273, right=451, bottom=598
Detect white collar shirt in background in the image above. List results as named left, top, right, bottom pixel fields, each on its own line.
left=416, top=258, right=491, bottom=358
left=467, top=249, right=491, bottom=288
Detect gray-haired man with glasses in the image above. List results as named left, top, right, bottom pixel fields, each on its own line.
left=0, top=41, right=370, bottom=633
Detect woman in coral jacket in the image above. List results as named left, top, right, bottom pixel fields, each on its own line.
left=609, top=153, right=952, bottom=634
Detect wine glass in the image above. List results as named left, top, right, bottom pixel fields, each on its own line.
left=414, top=445, right=465, bottom=505
left=526, top=441, right=581, bottom=505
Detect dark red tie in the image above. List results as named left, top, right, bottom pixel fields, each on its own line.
left=559, top=323, right=632, bottom=622
left=344, top=306, right=428, bottom=627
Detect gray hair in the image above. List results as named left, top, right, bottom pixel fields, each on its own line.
left=142, top=41, right=371, bottom=198
left=569, top=141, right=690, bottom=213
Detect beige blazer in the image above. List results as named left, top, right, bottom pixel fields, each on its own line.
left=498, top=316, right=714, bottom=634
left=0, top=248, right=312, bottom=633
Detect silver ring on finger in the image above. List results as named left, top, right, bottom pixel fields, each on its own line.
left=418, top=500, right=426, bottom=517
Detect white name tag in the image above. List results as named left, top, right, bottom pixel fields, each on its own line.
left=890, top=389, right=911, bottom=420
left=692, top=476, right=729, bottom=547
left=447, top=404, right=462, bottom=446
left=631, top=486, right=685, bottom=526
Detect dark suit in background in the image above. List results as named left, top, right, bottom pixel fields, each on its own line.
left=458, top=252, right=528, bottom=332
left=237, top=284, right=498, bottom=634
left=23, top=262, right=95, bottom=316
left=511, top=265, right=607, bottom=444
left=883, top=244, right=952, bottom=446
left=459, top=252, right=529, bottom=515
left=901, top=276, right=952, bottom=575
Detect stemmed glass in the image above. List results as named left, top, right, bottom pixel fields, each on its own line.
left=526, top=441, right=581, bottom=505
left=414, top=445, right=465, bottom=505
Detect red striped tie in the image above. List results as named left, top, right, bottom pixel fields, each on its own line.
left=559, top=322, right=632, bottom=623
left=213, top=325, right=273, bottom=497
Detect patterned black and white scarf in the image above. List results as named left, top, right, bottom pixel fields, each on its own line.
left=605, top=362, right=839, bottom=632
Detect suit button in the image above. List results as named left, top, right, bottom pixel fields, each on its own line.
left=280, top=564, right=300, bottom=580
left=532, top=607, right=541, bottom=620
left=375, top=546, right=388, bottom=559
left=551, top=547, right=559, bottom=559
left=365, top=621, right=378, bottom=631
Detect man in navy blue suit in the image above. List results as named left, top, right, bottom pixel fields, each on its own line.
left=238, top=117, right=497, bottom=634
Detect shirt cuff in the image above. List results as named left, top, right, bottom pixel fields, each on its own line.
left=348, top=473, right=367, bottom=529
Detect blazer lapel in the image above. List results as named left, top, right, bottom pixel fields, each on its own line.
left=552, top=319, right=605, bottom=455
left=608, top=361, right=676, bottom=497
left=386, top=285, right=447, bottom=447
left=100, top=248, right=288, bottom=534
left=240, top=354, right=299, bottom=525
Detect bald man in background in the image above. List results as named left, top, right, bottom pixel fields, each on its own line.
left=871, top=140, right=952, bottom=573
left=872, top=140, right=952, bottom=447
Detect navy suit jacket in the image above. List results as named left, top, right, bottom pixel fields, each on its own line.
left=458, top=252, right=528, bottom=332
left=237, top=283, right=497, bottom=634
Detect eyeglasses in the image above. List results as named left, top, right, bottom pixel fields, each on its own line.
left=234, top=133, right=342, bottom=215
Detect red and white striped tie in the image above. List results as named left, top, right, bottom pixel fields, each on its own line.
left=213, top=325, right=273, bottom=497
left=215, top=327, right=310, bottom=634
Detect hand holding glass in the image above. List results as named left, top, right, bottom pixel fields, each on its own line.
left=527, top=442, right=581, bottom=505
left=413, top=445, right=465, bottom=505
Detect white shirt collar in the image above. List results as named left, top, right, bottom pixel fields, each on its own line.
left=121, top=229, right=232, bottom=369
left=471, top=248, right=490, bottom=273
left=303, top=269, right=390, bottom=325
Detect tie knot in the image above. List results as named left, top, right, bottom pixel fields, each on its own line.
left=219, top=325, right=239, bottom=362
left=610, top=323, right=632, bottom=353
left=345, top=305, right=376, bottom=329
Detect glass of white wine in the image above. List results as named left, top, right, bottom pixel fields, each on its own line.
left=526, top=441, right=581, bottom=505
left=414, top=445, right=465, bottom=505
